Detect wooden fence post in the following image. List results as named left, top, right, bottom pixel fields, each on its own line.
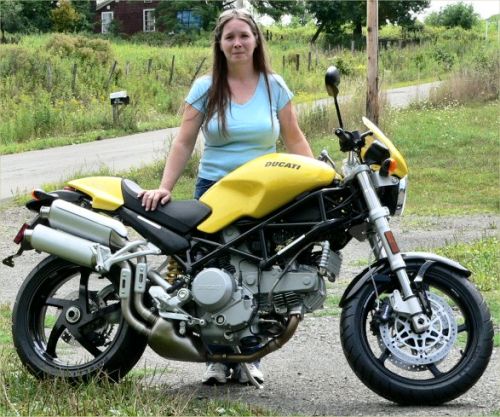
left=46, top=62, right=53, bottom=91
left=190, top=57, right=206, bottom=85
left=308, top=51, right=312, bottom=71
left=169, top=55, right=175, bottom=85
left=125, top=61, right=131, bottom=76
left=295, top=54, right=300, bottom=71
left=71, top=63, right=77, bottom=94
left=105, top=61, right=117, bottom=89
left=147, top=58, right=153, bottom=74
left=366, top=0, right=379, bottom=124
left=282, top=55, right=285, bottom=75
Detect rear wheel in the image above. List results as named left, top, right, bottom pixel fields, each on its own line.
left=340, top=264, right=493, bottom=405
left=12, top=256, right=148, bottom=382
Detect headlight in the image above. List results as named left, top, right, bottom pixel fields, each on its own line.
left=395, top=176, right=408, bottom=216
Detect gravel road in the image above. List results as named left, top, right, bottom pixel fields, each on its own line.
left=0, top=204, right=498, bottom=415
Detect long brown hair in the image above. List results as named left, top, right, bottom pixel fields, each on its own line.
left=205, top=8, right=274, bottom=137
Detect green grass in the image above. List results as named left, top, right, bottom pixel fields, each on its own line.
left=1, top=25, right=496, bottom=154
left=384, top=102, right=500, bottom=215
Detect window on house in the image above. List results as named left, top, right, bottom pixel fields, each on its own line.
left=101, top=11, right=113, bottom=34
left=143, top=9, right=155, bottom=32
left=176, top=10, right=202, bottom=29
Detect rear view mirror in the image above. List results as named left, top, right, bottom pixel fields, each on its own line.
left=325, top=66, right=341, bottom=98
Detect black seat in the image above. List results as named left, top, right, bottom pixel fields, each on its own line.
left=121, top=179, right=211, bottom=234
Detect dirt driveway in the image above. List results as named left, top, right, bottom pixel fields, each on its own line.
left=0, top=204, right=498, bottom=416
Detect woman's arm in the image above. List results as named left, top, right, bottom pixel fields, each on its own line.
left=278, top=101, right=314, bottom=157
left=139, top=104, right=204, bottom=211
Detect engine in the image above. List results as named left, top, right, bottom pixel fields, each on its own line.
left=189, top=262, right=329, bottom=347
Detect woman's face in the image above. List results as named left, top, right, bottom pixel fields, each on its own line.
left=219, top=18, right=257, bottom=67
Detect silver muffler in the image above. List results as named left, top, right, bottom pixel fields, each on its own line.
left=40, top=199, right=128, bottom=248
left=24, top=224, right=108, bottom=268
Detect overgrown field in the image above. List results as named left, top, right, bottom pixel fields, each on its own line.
left=0, top=25, right=496, bottom=153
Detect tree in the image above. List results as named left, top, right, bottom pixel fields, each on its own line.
left=72, top=0, right=96, bottom=32
left=0, top=0, right=24, bottom=42
left=51, top=0, right=81, bottom=32
left=425, top=2, right=479, bottom=30
left=20, top=0, right=56, bottom=32
left=305, top=0, right=431, bottom=44
left=249, top=1, right=306, bottom=23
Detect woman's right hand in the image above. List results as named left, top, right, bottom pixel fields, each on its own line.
left=137, top=188, right=171, bottom=211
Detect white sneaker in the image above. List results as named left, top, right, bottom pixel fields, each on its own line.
left=202, top=362, right=229, bottom=385
left=236, top=362, right=264, bottom=384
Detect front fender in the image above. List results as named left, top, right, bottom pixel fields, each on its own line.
left=339, top=252, right=471, bottom=308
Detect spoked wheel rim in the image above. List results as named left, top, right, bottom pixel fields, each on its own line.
left=362, top=275, right=476, bottom=384
left=29, top=264, right=123, bottom=370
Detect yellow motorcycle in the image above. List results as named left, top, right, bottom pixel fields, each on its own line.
left=3, top=67, right=493, bottom=405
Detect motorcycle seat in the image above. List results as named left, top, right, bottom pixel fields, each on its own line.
left=121, top=179, right=212, bottom=234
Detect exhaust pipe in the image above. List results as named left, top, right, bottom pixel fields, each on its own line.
left=25, top=224, right=104, bottom=268
left=40, top=199, right=128, bottom=248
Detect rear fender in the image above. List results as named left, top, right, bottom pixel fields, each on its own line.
left=26, top=189, right=87, bottom=212
left=339, top=252, right=471, bottom=308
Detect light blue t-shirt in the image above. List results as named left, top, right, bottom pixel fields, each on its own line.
left=185, top=73, right=293, bottom=181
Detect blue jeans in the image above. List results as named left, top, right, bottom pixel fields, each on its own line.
left=194, top=177, right=216, bottom=200
left=194, top=177, right=261, bottom=363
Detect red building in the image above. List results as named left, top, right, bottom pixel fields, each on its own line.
left=95, top=0, right=160, bottom=35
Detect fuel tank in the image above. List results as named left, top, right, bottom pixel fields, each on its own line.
left=197, top=153, right=337, bottom=233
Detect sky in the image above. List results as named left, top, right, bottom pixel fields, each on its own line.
left=419, top=0, right=500, bottom=20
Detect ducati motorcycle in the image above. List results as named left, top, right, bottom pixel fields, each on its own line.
left=3, top=67, right=493, bottom=405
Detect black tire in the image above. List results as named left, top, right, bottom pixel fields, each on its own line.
left=340, top=264, right=494, bottom=405
left=12, top=255, right=148, bottom=382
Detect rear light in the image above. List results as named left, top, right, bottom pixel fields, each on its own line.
left=64, top=186, right=76, bottom=191
left=14, top=223, right=30, bottom=244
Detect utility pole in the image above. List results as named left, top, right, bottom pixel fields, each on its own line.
left=366, top=0, right=379, bottom=123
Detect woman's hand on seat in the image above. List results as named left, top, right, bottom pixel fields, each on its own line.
left=138, top=188, right=171, bottom=211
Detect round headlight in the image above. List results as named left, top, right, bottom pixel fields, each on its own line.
left=395, top=176, right=408, bottom=216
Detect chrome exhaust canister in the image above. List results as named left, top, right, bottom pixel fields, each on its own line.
left=40, top=199, right=128, bottom=248
left=25, top=224, right=103, bottom=268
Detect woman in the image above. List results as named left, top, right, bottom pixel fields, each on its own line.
left=139, top=8, right=313, bottom=385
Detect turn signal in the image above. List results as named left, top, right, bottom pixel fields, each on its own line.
left=388, top=159, right=398, bottom=174
left=380, top=158, right=398, bottom=177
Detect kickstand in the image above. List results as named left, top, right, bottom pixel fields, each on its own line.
left=234, top=347, right=264, bottom=390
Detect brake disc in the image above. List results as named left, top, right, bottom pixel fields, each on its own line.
left=377, top=292, right=458, bottom=371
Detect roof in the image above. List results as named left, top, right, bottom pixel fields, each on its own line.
left=96, top=0, right=118, bottom=12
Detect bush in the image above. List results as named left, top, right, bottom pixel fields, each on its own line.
left=46, top=34, right=113, bottom=66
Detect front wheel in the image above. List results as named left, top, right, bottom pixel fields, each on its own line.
left=340, top=264, right=493, bottom=405
left=12, top=256, right=148, bottom=382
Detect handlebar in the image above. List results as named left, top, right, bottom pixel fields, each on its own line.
left=334, top=128, right=372, bottom=152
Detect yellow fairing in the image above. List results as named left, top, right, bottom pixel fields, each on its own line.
left=67, top=177, right=124, bottom=211
left=198, top=153, right=336, bottom=233
left=361, top=117, right=409, bottom=178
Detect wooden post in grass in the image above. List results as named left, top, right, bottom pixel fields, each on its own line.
left=46, top=62, right=53, bottom=91
left=295, top=54, right=300, bottom=71
left=190, top=57, right=206, bottom=85
left=147, top=58, right=153, bottom=74
left=105, top=61, right=117, bottom=89
left=366, top=0, right=379, bottom=124
left=71, top=63, right=77, bottom=94
left=308, top=51, right=312, bottom=71
left=282, top=55, right=285, bottom=75
left=169, top=55, right=175, bottom=85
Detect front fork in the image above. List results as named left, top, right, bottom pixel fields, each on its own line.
left=355, top=166, right=430, bottom=333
